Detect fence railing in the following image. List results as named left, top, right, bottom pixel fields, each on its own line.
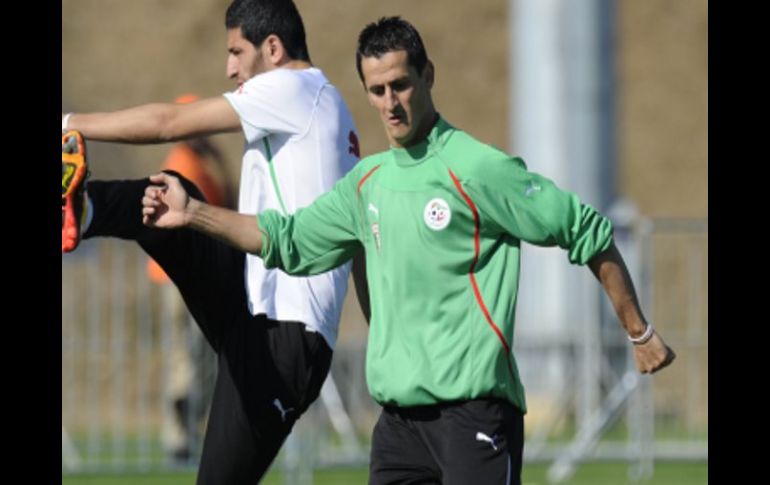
left=62, top=217, right=707, bottom=478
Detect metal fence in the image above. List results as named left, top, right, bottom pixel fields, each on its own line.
left=62, top=217, right=707, bottom=480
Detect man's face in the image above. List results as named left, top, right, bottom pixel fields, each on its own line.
left=226, top=28, right=269, bottom=85
left=361, top=50, right=434, bottom=148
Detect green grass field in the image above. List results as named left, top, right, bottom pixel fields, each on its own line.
left=62, top=461, right=707, bottom=484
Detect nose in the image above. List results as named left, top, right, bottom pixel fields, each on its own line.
left=226, top=56, right=238, bottom=80
left=384, top=87, right=399, bottom=111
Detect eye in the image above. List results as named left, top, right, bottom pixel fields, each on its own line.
left=369, top=86, right=385, bottom=96
left=392, top=79, right=411, bottom=92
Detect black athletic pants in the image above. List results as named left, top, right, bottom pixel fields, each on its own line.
left=84, top=174, right=333, bottom=484
left=369, top=399, right=524, bottom=485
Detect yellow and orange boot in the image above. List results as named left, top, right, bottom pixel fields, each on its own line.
left=62, top=130, right=89, bottom=253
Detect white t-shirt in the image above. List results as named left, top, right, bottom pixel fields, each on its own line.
left=223, top=67, right=360, bottom=349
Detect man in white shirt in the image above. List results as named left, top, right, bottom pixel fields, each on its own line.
left=61, top=1, right=363, bottom=483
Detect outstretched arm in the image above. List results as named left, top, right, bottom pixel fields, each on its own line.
left=63, top=97, right=241, bottom=144
left=588, top=241, right=676, bottom=374
left=142, top=172, right=265, bottom=254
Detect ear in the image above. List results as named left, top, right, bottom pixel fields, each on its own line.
left=423, top=60, right=435, bottom=89
left=264, top=34, right=285, bottom=65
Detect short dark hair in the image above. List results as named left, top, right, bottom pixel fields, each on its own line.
left=356, top=16, right=428, bottom=83
left=225, top=0, right=310, bottom=62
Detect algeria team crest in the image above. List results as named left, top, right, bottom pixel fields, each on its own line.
left=423, top=198, right=451, bottom=231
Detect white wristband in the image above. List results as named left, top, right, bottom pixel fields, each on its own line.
left=628, top=324, right=654, bottom=345
left=62, top=113, right=73, bottom=132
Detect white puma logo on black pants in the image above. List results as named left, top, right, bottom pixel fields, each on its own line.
left=272, top=398, right=295, bottom=422
left=370, top=399, right=523, bottom=485
left=476, top=431, right=499, bottom=451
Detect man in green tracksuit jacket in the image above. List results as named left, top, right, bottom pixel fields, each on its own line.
left=141, top=16, right=676, bottom=485
left=268, top=115, right=614, bottom=413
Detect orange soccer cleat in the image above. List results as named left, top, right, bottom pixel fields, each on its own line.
left=62, top=130, right=89, bottom=253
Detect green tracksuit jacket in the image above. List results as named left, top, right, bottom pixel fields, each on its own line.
left=259, top=117, right=613, bottom=412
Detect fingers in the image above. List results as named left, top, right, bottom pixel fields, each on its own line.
left=149, top=171, right=188, bottom=198
left=634, top=340, right=677, bottom=375
left=141, top=172, right=188, bottom=228
left=149, top=172, right=171, bottom=184
left=142, top=184, right=164, bottom=226
left=142, top=205, right=157, bottom=223
left=143, top=186, right=163, bottom=209
left=142, top=203, right=158, bottom=226
left=149, top=171, right=184, bottom=191
left=649, top=347, right=676, bottom=375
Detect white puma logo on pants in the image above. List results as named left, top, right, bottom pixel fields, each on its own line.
left=272, top=398, right=295, bottom=422
left=475, top=431, right=499, bottom=451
